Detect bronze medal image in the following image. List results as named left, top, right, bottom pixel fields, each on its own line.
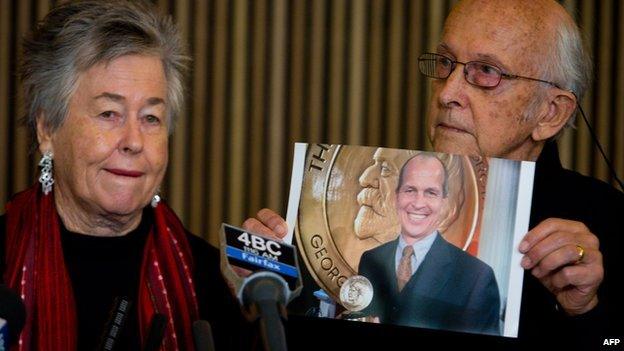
left=295, top=144, right=488, bottom=302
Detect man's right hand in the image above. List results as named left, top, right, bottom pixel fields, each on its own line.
left=242, top=208, right=287, bottom=240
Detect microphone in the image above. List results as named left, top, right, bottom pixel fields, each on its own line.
left=241, top=272, right=289, bottom=351
left=219, top=224, right=302, bottom=351
left=96, top=297, right=132, bottom=351
left=0, top=284, right=26, bottom=349
left=143, top=313, right=167, bottom=351
left=192, top=320, right=215, bottom=351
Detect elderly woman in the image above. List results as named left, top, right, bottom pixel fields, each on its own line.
left=0, top=1, right=285, bottom=350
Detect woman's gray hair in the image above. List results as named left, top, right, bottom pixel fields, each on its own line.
left=544, top=15, right=593, bottom=130
left=21, top=0, right=189, bottom=148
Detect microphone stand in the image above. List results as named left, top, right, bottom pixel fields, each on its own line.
left=242, top=272, right=288, bottom=351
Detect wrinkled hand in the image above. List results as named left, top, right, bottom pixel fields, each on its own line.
left=519, top=218, right=603, bottom=315
left=242, top=208, right=287, bottom=241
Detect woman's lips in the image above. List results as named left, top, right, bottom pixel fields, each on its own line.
left=105, top=168, right=144, bottom=177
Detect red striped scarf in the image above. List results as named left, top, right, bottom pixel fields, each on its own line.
left=3, top=184, right=199, bottom=350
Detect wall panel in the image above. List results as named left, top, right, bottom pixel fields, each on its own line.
left=0, top=0, right=622, bottom=246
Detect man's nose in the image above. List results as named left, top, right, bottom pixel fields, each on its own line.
left=408, top=193, right=427, bottom=208
left=359, top=165, right=379, bottom=187
left=437, top=64, right=469, bottom=109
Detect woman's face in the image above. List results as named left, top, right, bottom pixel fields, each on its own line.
left=39, top=55, right=169, bottom=218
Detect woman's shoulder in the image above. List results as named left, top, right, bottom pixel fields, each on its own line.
left=183, top=230, right=228, bottom=293
left=184, top=231, right=220, bottom=265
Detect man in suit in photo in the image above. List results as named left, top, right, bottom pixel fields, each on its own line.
left=358, top=152, right=500, bottom=335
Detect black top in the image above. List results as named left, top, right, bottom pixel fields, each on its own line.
left=285, top=141, right=624, bottom=351
left=519, top=141, right=623, bottom=349
left=0, top=208, right=251, bottom=350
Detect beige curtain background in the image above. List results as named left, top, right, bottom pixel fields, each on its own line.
left=1, top=0, right=622, bottom=245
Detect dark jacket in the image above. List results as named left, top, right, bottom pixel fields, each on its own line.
left=517, top=141, right=624, bottom=350
left=359, top=234, right=500, bottom=335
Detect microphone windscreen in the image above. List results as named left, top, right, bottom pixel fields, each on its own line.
left=192, top=320, right=216, bottom=351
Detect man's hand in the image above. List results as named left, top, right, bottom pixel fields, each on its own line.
left=519, top=218, right=603, bottom=315
left=242, top=208, right=288, bottom=240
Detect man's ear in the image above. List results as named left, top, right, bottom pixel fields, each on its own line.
left=531, top=90, right=577, bottom=141
left=36, top=114, right=55, bottom=154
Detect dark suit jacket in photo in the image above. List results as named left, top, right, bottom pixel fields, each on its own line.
left=358, top=234, right=501, bottom=336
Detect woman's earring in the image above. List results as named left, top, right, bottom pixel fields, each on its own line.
left=151, top=193, right=161, bottom=208
left=38, top=151, right=54, bottom=195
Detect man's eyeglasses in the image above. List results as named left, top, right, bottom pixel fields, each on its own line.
left=418, top=52, right=560, bottom=89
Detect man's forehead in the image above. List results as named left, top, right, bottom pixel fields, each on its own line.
left=450, top=0, right=560, bottom=19
left=405, top=158, right=444, bottom=180
left=409, top=169, right=442, bottom=179
left=441, top=0, right=558, bottom=65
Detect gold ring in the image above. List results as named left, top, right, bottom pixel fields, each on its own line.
left=575, top=244, right=585, bottom=264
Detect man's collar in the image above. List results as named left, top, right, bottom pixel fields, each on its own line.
left=398, top=231, right=438, bottom=252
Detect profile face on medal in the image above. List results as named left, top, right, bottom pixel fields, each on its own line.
left=354, top=148, right=416, bottom=243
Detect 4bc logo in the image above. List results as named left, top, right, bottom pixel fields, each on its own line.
left=237, top=232, right=282, bottom=258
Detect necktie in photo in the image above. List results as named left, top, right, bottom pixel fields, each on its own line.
left=397, top=245, right=414, bottom=292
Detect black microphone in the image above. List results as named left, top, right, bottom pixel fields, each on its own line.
left=143, top=313, right=167, bottom=351
left=0, top=284, right=26, bottom=348
left=219, top=224, right=302, bottom=351
left=96, top=297, right=132, bottom=351
left=192, top=320, right=215, bottom=351
left=241, top=272, right=289, bottom=351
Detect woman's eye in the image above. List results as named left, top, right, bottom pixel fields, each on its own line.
left=100, top=111, right=116, bottom=119
left=145, top=115, right=161, bottom=124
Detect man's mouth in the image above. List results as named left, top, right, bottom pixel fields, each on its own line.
left=407, top=213, right=428, bottom=221
left=437, top=122, right=468, bottom=134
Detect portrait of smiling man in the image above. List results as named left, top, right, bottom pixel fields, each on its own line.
left=358, top=153, right=501, bottom=336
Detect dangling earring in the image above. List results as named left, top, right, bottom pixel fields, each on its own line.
left=151, top=193, right=161, bottom=208
left=38, top=151, right=54, bottom=195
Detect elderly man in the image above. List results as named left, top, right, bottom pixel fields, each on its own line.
left=246, top=0, right=623, bottom=348
left=358, top=153, right=500, bottom=335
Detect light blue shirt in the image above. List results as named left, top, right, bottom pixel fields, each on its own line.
left=395, top=231, right=438, bottom=275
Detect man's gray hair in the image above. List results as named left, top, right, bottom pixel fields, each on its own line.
left=544, top=15, right=593, bottom=129
left=21, top=0, right=189, bottom=147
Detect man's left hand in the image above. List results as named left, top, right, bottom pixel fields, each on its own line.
left=519, top=218, right=603, bottom=316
